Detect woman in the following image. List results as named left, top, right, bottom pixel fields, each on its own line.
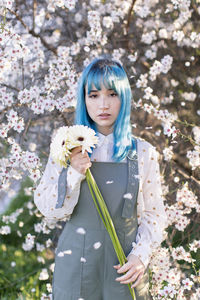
left=34, top=57, right=167, bottom=300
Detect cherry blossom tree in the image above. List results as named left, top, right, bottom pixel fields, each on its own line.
left=0, top=0, right=200, bottom=299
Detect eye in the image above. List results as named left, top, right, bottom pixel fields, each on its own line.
left=110, top=92, right=118, bottom=97
left=88, top=94, right=98, bottom=98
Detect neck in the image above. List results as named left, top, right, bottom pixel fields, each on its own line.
left=97, top=126, right=113, bottom=136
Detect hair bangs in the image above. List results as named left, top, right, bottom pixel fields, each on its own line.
left=86, top=64, right=127, bottom=99
left=87, top=68, right=104, bottom=94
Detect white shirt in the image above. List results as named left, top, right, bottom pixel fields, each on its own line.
left=34, top=133, right=167, bottom=268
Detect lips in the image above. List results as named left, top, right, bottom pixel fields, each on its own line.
left=98, top=113, right=111, bottom=117
left=98, top=113, right=111, bottom=120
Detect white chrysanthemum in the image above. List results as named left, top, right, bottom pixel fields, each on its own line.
left=50, top=125, right=98, bottom=167
left=50, top=126, right=70, bottom=167
left=67, top=125, right=98, bottom=153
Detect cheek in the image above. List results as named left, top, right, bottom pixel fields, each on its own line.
left=85, top=100, right=95, bottom=117
left=115, top=99, right=121, bottom=115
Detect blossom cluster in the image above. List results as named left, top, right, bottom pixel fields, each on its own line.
left=0, top=27, right=30, bottom=84
left=47, top=0, right=78, bottom=11
left=22, top=233, right=35, bottom=251
left=165, top=183, right=199, bottom=232
left=0, top=0, right=14, bottom=13
left=149, top=55, right=173, bottom=81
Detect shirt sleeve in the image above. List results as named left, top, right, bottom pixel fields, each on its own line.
left=129, top=141, right=167, bottom=268
left=34, top=156, right=85, bottom=222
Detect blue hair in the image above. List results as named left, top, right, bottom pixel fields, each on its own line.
left=75, top=57, right=135, bottom=162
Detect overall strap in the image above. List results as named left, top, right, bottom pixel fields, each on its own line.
left=55, top=166, right=68, bottom=209
left=121, top=138, right=139, bottom=219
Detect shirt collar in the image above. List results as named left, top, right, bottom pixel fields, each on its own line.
left=97, top=132, right=114, bottom=148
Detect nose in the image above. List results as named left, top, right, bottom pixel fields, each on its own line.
left=99, top=95, right=109, bottom=110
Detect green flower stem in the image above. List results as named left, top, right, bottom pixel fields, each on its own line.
left=86, top=169, right=136, bottom=300
left=87, top=170, right=125, bottom=263
left=87, top=169, right=126, bottom=262
left=86, top=175, right=120, bottom=260
left=86, top=178, right=106, bottom=228
left=95, top=181, right=126, bottom=260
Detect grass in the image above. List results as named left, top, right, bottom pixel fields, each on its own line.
left=0, top=178, right=54, bottom=299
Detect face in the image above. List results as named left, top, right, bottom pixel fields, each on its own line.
left=85, top=83, right=121, bottom=136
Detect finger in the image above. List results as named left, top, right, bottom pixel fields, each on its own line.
left=78, top=160, right=91, bottom=168
left=78, top=156, right=90, bottom=162
left=117, top=262, right=131, bottom=274
left=115, top=269, right=135, bottom=282
left=71, top=154, right=90, bottom=165
left=119, top=271, right=140, bottom=284
left=77, top=152, right=90, bottom=160
left=113, top=264, right=120, bottom=269
left=131, top=273, right=144, bottom=288
left=70, top=146, right=82, bottom=154
left=79, top=162, right=92, bottom=174
left=84, top=162, right=92, bottom=170
left=71, top=152, right=87, bottom=160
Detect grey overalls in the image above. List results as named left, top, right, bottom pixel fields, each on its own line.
left=53, top=139, right=149, bottom=300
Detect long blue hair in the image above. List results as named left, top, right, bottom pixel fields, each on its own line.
left=75, top=57, right=135, bottom=162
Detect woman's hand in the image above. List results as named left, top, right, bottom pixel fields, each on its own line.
left=114, top=254, right=145, bottom=288
left=70, top=146, right=92, bottom=175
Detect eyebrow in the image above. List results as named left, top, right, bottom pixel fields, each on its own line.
left=89, top=88, right=114, bottom=93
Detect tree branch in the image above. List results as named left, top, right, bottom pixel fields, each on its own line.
left=175, top=167, right=200, bottom=188
left=0, top=102, right=23, bottom=117
left=7, top=8, right=29, bottom=30
left=32, top=0, right=37, bottom=32
left=21, top=58, right=25, bottom=90
left=125, top=0, right=137, bottom=35
left=20, top=117, right=32, bottom=144
left=7, top=9, right=57, bottom=55
left=0, top=84, right=20, bottom=92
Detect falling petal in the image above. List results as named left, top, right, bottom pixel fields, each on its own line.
left=93, top=242, right=101, bottom=249
left=57, top=251, right=64, bottom=257
left=123, top=193, right=133, bottom=199
left=106, top=180, right=113, bottom=184
left=80, top=257, right=86, bottom=263
left=63, top=250, right=72, bottom=255
left=76, top=227, right=86, bottom=235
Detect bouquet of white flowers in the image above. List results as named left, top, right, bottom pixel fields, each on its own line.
left=50, top=125, right=98, bottom=167
left=50, top=125, right=136, bottom=300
